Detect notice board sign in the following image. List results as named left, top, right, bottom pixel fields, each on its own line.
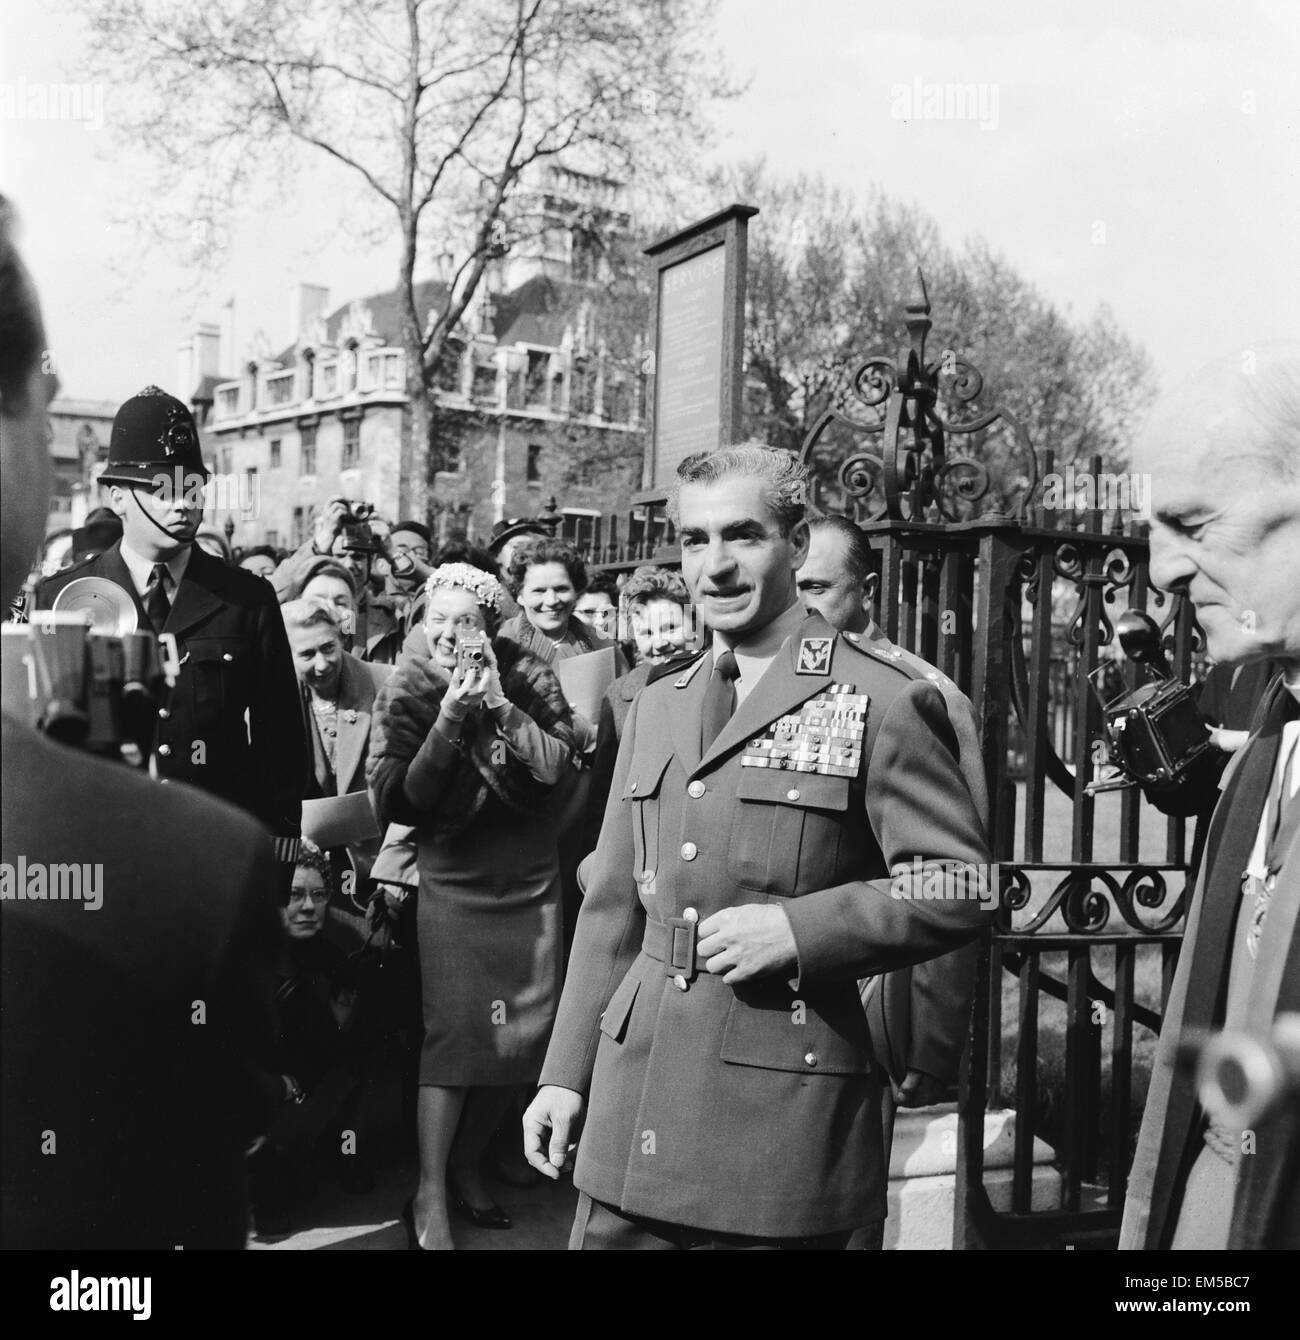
left=643, top=204, right=758, bottom=492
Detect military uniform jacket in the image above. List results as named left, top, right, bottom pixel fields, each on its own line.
left=36, top=541, right=307, bottom=842
left=539, top=610, right=992, bottom=1236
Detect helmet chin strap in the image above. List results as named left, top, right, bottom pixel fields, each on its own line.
left=128, top=486, right=194, bottom=551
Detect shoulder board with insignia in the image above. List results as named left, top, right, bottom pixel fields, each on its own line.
left=836, top=630, right=931, bottom=683
left=646, top=648, right=706, bottom=685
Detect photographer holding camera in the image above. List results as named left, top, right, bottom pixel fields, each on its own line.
left=273, top=501, right=431, bottom=665
left=367, top=562, right=575, bottom=1249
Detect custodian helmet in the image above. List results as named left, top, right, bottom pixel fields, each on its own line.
left=98, top=386, right=211, bottom=489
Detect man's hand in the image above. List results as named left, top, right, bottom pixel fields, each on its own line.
left=697, top=904, right=797, bottom=984
left=312, top=498, right=350, bottom=555
left=893, top=1068, right=948, bottom=1108
left=522, top=1086, right=585, bottom=1180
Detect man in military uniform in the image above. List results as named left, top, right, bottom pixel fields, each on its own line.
left=524, top=444, right=992, bottom=1248
left=797, top=514, right=985, bottom=1125
left=36, top=387, right=307, bottom=861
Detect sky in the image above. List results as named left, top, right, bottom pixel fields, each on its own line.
left=2, top=0, right=1297, bottom=404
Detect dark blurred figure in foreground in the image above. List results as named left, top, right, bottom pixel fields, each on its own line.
left=0, top=195, right=280, bottom=1248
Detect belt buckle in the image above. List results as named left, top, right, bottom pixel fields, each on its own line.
left=663, top=916, right=697, bottom=979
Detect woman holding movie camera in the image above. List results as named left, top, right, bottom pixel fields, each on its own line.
left=367, top=563, right=575, bottom=1250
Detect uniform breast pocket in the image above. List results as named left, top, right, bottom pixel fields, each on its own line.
left=183, top=638, right=252, bottom=726
left=620, top=752, right=672, bottom=882
left=727, top=769, right=849, bottom=896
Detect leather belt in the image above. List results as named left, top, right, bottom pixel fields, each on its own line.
left=642, top=917, right=699, bottom=980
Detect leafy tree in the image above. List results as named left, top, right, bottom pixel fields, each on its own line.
left=82, top=0, right=732, bottom=520
left=710, top=162, right=1155, bottom=519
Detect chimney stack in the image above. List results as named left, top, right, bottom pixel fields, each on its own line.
left=289, top=283, right=330, bottom=346
left=176, top=322, right=222, bottom=400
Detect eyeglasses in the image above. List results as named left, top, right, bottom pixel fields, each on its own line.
left=392, top=542, right=430, bottom=560
left=288, top=886, right=325, bottom=904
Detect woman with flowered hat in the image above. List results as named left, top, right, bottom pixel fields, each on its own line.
left=367, top=562, right=575, bottom=1249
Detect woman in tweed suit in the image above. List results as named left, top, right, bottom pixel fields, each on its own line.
left=368, top=564, right=575, bottom=1249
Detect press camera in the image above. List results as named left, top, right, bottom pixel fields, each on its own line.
left=1085, top=609, right=1213, bottom=795
left=1, top=611, right=179, bottom=766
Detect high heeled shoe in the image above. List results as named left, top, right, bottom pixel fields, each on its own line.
left=445, top=1173, right=512, bottom=1230
left=400, top=1197, right=434, bottom=1250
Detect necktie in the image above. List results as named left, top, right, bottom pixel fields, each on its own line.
left=144, top=562, right=171, bottom=634
left=701, top=649, right=740, bottom=752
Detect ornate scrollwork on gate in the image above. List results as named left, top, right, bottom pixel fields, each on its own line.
left=799, top=270, right=1038, bottom=522
left=1000, top=863, right=1188, bottom=937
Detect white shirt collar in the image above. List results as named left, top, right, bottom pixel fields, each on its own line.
left=711, top=600, right=808, bottom=705
left=119, top=539, right=192, bottom=598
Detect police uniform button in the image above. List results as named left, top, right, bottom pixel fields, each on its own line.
left=680, top=842, right=698, bottom=861
left=673, top=974, right=688, bottom=991
left=804, top=1050, right=817, bottom=1066
left=222, top=652, right=234, bottom=662
left=683, top=907, right=698, bottom=923
left=787, top=788, right=800, bottom=801
left=158, top=707, right=170, bottom=719
left=1264, top=873, right=1277, bottom=893
left=630, top=779, right=638, bottom=793
left=845, top=632, right=859, bottom=643
left=157, top=744, right=171, bottom=757
left=687, top=780, right=706, bottom=798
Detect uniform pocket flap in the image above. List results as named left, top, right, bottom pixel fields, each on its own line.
left=735, top=768, right=850, bottom=812
left=598, top=972, right=641, bottom=1043
left=718, top=988, right=872, bottom=1075
left=620, top=750, right=672, bottom=802
left=184, top=637, right=250, bottom=665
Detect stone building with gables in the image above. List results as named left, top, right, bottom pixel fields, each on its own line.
left=189, top=166, right=647, bottom=552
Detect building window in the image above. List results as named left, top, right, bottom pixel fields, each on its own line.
left=219, top=445, right=233, bottom=475
left=526, top=350, right=551, bottom=409
left=342, top=417, right=361, bottom=469
left=527, top=443, right=543, bottom=484
left=571, top=357, right=597, bottom=416
left=343, top=342, right=359, bottom=393
left=435, top=340, right=463, bottom=395
left=269, top=439, right=282, bottom=469
left=292, top=506, right=307, bottom=547
left=319, top=362, right=338, bottom=397
left=432, top=435, right=461, bottom=474
left=245, top=466, right=258, bottom=490
left=265, top=529, right=279, bottom=549
left=471, top=351, right=498, bottom=403
left=605, top=375, right=631, bottom=424
left=571, top=226, right=601, bottom=283
left=300, top=425, right=317, bottom=475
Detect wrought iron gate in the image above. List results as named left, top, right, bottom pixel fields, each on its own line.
left=795, top=277, right=1202, bottom=1249
left=582, top=274, right=1203, bottom=1249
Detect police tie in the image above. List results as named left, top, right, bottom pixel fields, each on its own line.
left=144, top=562, right=171, bottom=634
left=701, top=649, right=739, bottom=752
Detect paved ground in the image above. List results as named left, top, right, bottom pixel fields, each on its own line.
left=248, top=1078, right=578, bottom=1251
left=250, top=1154, right=579, bottom=1251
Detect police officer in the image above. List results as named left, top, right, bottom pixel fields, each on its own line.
left=36, top=387, right=307, bottom=863
left=524, top=444, right=992, bottom=1248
